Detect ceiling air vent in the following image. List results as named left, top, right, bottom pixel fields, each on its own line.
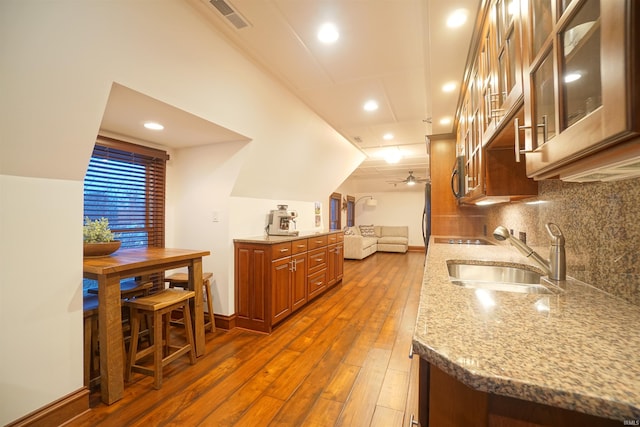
left=209, top=0, right=250, bottom=30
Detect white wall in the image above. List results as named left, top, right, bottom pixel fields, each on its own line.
left=0, top=0, right=363, bottom=423
left=353, top=190, right=427, bottom=247
left=0, top=175, right=83, bottom=421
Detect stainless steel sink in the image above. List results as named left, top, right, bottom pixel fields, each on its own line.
left=446, top=261, right=554, bottom=294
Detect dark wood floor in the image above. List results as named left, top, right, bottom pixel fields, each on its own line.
left=68, top=251, right=425, bottom=427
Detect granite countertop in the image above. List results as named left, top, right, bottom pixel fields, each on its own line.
left=412, top=236, right=640, bottom=420
left=233, top=229, right=341, bottom=244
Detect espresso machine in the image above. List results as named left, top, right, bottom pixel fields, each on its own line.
left=267, top=205, right=299, bottom=236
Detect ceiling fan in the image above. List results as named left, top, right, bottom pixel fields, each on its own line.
left=387, top=171, right=429, bottom=186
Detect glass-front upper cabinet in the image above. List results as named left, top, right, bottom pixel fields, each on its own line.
left=521, top=0, right=640, bottom=179
left=561, top=0, right=601, bottom=129
left=494, top=0, right=523, bottom=122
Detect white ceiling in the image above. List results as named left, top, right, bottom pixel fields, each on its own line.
left=100, top=0, right=480, bottom=192
left=100, top=83, right=251, bottom=148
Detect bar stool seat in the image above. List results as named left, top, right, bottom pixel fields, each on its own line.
left=165, top=272, right=215, bottom=332
left=125, top=288, right=197, bottom=389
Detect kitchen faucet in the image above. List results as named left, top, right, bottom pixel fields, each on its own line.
left=493, top=223, right=566, bottom=281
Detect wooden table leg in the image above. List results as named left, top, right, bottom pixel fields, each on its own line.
left=189, top=259, right=205, bottom=357
left=97, top=275, right=124, bottom=404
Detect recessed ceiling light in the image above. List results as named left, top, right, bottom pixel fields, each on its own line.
left=442, top=82, right=456, bottom=92
left=317, top=22, right=339, bottom=44
left=447, top=9, right=468, bottom=28
left=439, top=117, right=452, bottom=125
left=363, top=100, right=379, bottom=111
left=564, top=72, right=582, bottom=83
left=143, top=121, right=164, bottom=130
left=383, top=133, right=394, bottom=140
left=384, top=147, right=402, bottom=164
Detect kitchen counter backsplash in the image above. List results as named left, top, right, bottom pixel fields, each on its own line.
left=485, top=177, right=640, bottom=305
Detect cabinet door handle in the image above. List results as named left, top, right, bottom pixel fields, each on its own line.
left=410, top=414, right=419, bottom=426
left=408, top=344, right=414, bottom=359
left=514, top=117, right=546, bottom=162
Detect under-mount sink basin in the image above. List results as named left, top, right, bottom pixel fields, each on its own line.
left=446, top=261, right=553, bottom=294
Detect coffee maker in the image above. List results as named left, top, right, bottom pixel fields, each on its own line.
left=267, top=205, right=299, bottom=236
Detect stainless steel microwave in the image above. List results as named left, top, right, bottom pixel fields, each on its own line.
left=451, top=155, right=465, bottom=199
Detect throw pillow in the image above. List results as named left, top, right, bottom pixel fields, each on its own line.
left=359, top=225, right=376, bottom=237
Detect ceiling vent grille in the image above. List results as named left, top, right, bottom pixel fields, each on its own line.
left=209, top=0, right=250, bottom=30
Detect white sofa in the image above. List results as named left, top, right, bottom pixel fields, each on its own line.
left=343, top=225, right=409, bottom=260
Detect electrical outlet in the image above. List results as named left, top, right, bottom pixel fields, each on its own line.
left=211, top=211, right=220, bottom=222
left=510, top=229, right=514, bottom=236
left=519, top=231, right=527, bottom=244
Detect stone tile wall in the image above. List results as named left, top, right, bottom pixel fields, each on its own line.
left=484, top=178, right=640, bottom=305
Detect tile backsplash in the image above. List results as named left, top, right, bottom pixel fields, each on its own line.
left=485, top=177, right=640, bottom=305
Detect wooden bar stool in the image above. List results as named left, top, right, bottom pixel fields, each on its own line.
left=125, top=288, right=196, bottom=389
left=165, top=272, right=215, bottom=332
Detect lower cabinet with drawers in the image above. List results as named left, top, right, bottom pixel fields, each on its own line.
left=234, top=231, right=344, bottom=333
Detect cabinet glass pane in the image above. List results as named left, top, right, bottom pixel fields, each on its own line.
left=560, top=0, right=572, bottom=15
left=531, top=0, right=553, bottom=56
left=495, top=0, right=505, bottom=46
left=561, top=0, right=601, bottom=129
left=533, top=53, right=556, bottom=145
left=498, top=50, right=507, bottom=109
left=507, top=29, right=517, bottom=94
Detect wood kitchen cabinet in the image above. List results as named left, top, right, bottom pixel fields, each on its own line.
left=234, top=231, right=343, bottom=333
left=456, top=0, right=537, bottom=205
left=520, top=0, right=640, bottom=180
left=327, top=232, right=344, bottom=287
left=421, top=362, right=619, bottom=426
left=483, top=0, right=525, bottom=139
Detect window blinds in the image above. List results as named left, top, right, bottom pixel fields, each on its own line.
left=83, top=138, right=167, bottom=249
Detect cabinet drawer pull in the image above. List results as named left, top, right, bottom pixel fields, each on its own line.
left=280, top=248, right=289, bottom=253
left=314, top=258, right=323, bottom=262
left=297, top=244, right=306, bottom=248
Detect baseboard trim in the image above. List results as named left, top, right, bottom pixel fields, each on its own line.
left=214, top=312, right=236, bottom=330
left=7, top=388, right=89, bottom=427
left=408, top=245, right=426, bottom=252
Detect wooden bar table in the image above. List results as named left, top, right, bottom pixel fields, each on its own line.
left=83, top=247, right=210, bottom=404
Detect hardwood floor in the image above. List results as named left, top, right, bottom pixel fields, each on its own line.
left=68, top=251, right=425, bottom=427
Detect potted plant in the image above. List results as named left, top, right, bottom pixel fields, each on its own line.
left=83, top=217, right=121, bottom=257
